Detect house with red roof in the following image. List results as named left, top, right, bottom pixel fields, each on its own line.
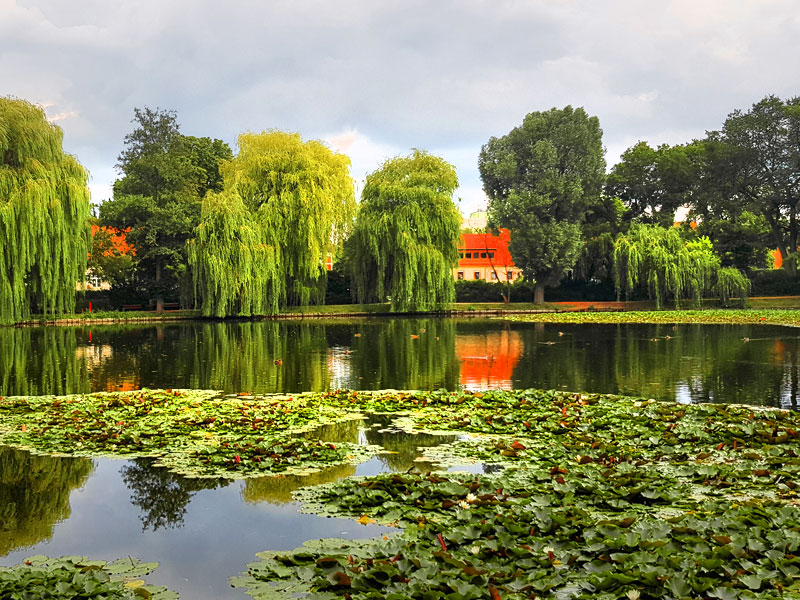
left=454, top=228, right=522, bottom=283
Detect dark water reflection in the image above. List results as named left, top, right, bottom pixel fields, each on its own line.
left=1, top=318, right=799, bottom=408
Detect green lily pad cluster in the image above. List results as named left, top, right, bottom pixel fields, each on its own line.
left=0, top=389, right=378, bottom=478
left=232, top=389, right=800, bottom=600
left=0, top=555, right=176, bottom=599
left=502, top=309, right=800, bottom=327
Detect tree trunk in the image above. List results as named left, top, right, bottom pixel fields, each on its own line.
left=155, top=259, right=164, bottom=313
left=533, top=284, right=545, bottom=304
left=789, top=200, right=799, bottom=278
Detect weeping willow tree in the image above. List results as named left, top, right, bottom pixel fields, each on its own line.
left=613, top=224, right=750, bottom=308
left=345, top=150, right=461, bottom=312
left=0, top=98, right=91, bottom=324
left=187, top=131, right=355, bottom=316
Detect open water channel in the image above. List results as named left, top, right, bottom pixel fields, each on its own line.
left=1, top=317, right=799, bottom=597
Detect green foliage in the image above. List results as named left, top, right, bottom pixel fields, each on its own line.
left=479, top=106, right=605, bottom=302
left=713, top=95, right=800, bottom=274
left=749, top=269, right=800, bottom=296
left=606, top=141, right=698, bottom=227
left=613, top=224, right=724, bottom=308
left=234, top=388, right=800, bottom=600
left=345, top=150, right=460, bottom=312
left=714, top=267, right=751, bottom=307
left=0, top=555, right=177, bottom=599
left=0, top=389, right=378, bottom=479
left=504, top=308, right=799, bottom=326
left=693, top=210, right=772, bottom=272
left=100, top=107, right=232, bottom=307
left=188, top=131, right=355, bottom=316
left=0, top=97, right=92, bottom=324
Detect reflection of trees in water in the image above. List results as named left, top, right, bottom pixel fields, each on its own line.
left=363, top=414, right=457, bottom=472
left=0, top=327, right=90, bottom=396
left=350, top=318, right=460, bottom=391
left=0, top=447, right=93, bottom=556
left=121, top=459, right=228, bottom=531
left=300, top=419, right=361, bottom=444
left=511, top=323, right=800, bottom=407
left=242, top=463, right=357, bottom=505
left=188, top=322, right=332, bottom=393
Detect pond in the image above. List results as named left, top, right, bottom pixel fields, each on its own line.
left=1, top=317, right=799, bottom=598
left=1, top=317, right=799, bottom=407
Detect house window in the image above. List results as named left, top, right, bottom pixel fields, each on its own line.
left=490, top=272, right=497, bottom=280
left=507, top=271, right=513, bottom=280
left=488, top=252, right=494, bottom=258
left=474, top=271, right=480, bottom=280
left=457, top=271, right=464, bottom=280
left=458, top=253, right=463, bottom=259
left=480, top=252, right=487, bottom=258
left=465, top=252, right=471, bottom=258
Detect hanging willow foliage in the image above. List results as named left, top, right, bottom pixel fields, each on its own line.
left=187, top=131, right=355, bottom=316
left=613, top=224, right=749, bottom=308
left=345, top=150, right=461, bottom=312
left=0, top=98, right=91, bottom=324
left=714, top=266, right=751, bottom=307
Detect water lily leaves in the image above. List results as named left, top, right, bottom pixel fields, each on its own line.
left=230, top=388, right=800, bottom=599
left=0, top=555, right=177, bottom=599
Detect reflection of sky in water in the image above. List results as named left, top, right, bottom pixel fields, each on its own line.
left=0, top=456, right=395, bottom=600
left=0, top=415, right=466, bottom=598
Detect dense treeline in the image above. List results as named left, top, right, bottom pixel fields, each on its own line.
left=2, top=94, right=798, bottom=321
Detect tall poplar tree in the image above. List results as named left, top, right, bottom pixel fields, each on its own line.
left=0, top=98, right=91, bottom=324
left=187, top=131, right=355, bottom=317
left=345, top=150, right=461, bottom=312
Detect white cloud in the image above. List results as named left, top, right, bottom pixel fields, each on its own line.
left=3, top=0, right=800, bottom=217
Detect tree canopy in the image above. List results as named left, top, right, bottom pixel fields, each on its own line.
left=100, top=107, right=232, bottom=309
left=187, top=131, right=355, bottom=317
left=605, top=141, right=698, bottom=228
left=711, top=95, right=800, bottom=274
left=479, top=106, right=605, bottom=303
left=613, top=224, right=750, bottom=308
left=344, top=150, right=461, bottom=312
left=0, top=97, right=91, bottom=324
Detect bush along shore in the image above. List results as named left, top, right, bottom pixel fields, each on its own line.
left=1, top=388, right=800, bottom=598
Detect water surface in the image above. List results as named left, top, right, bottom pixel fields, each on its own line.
left=2, top=317, right=799, bottom=597
left=2, top=318, right=798, bottom=407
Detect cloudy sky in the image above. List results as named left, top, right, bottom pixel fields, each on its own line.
left=3, top=0, right=800, bottom=215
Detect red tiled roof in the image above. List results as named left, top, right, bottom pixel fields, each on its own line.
left=457, top=229, right=515, bottom=267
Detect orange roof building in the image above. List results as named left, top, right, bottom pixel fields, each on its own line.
left=454, top=229, right=522, bottom=283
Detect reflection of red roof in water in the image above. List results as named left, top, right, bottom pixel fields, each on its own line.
left=456, top=330, right=523, bottom=390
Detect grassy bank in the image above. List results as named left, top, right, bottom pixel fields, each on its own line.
left=9, top=296, right=800, bottom=326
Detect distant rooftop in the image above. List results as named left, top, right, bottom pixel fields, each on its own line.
left=462, top=210, right=487, bottom=231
